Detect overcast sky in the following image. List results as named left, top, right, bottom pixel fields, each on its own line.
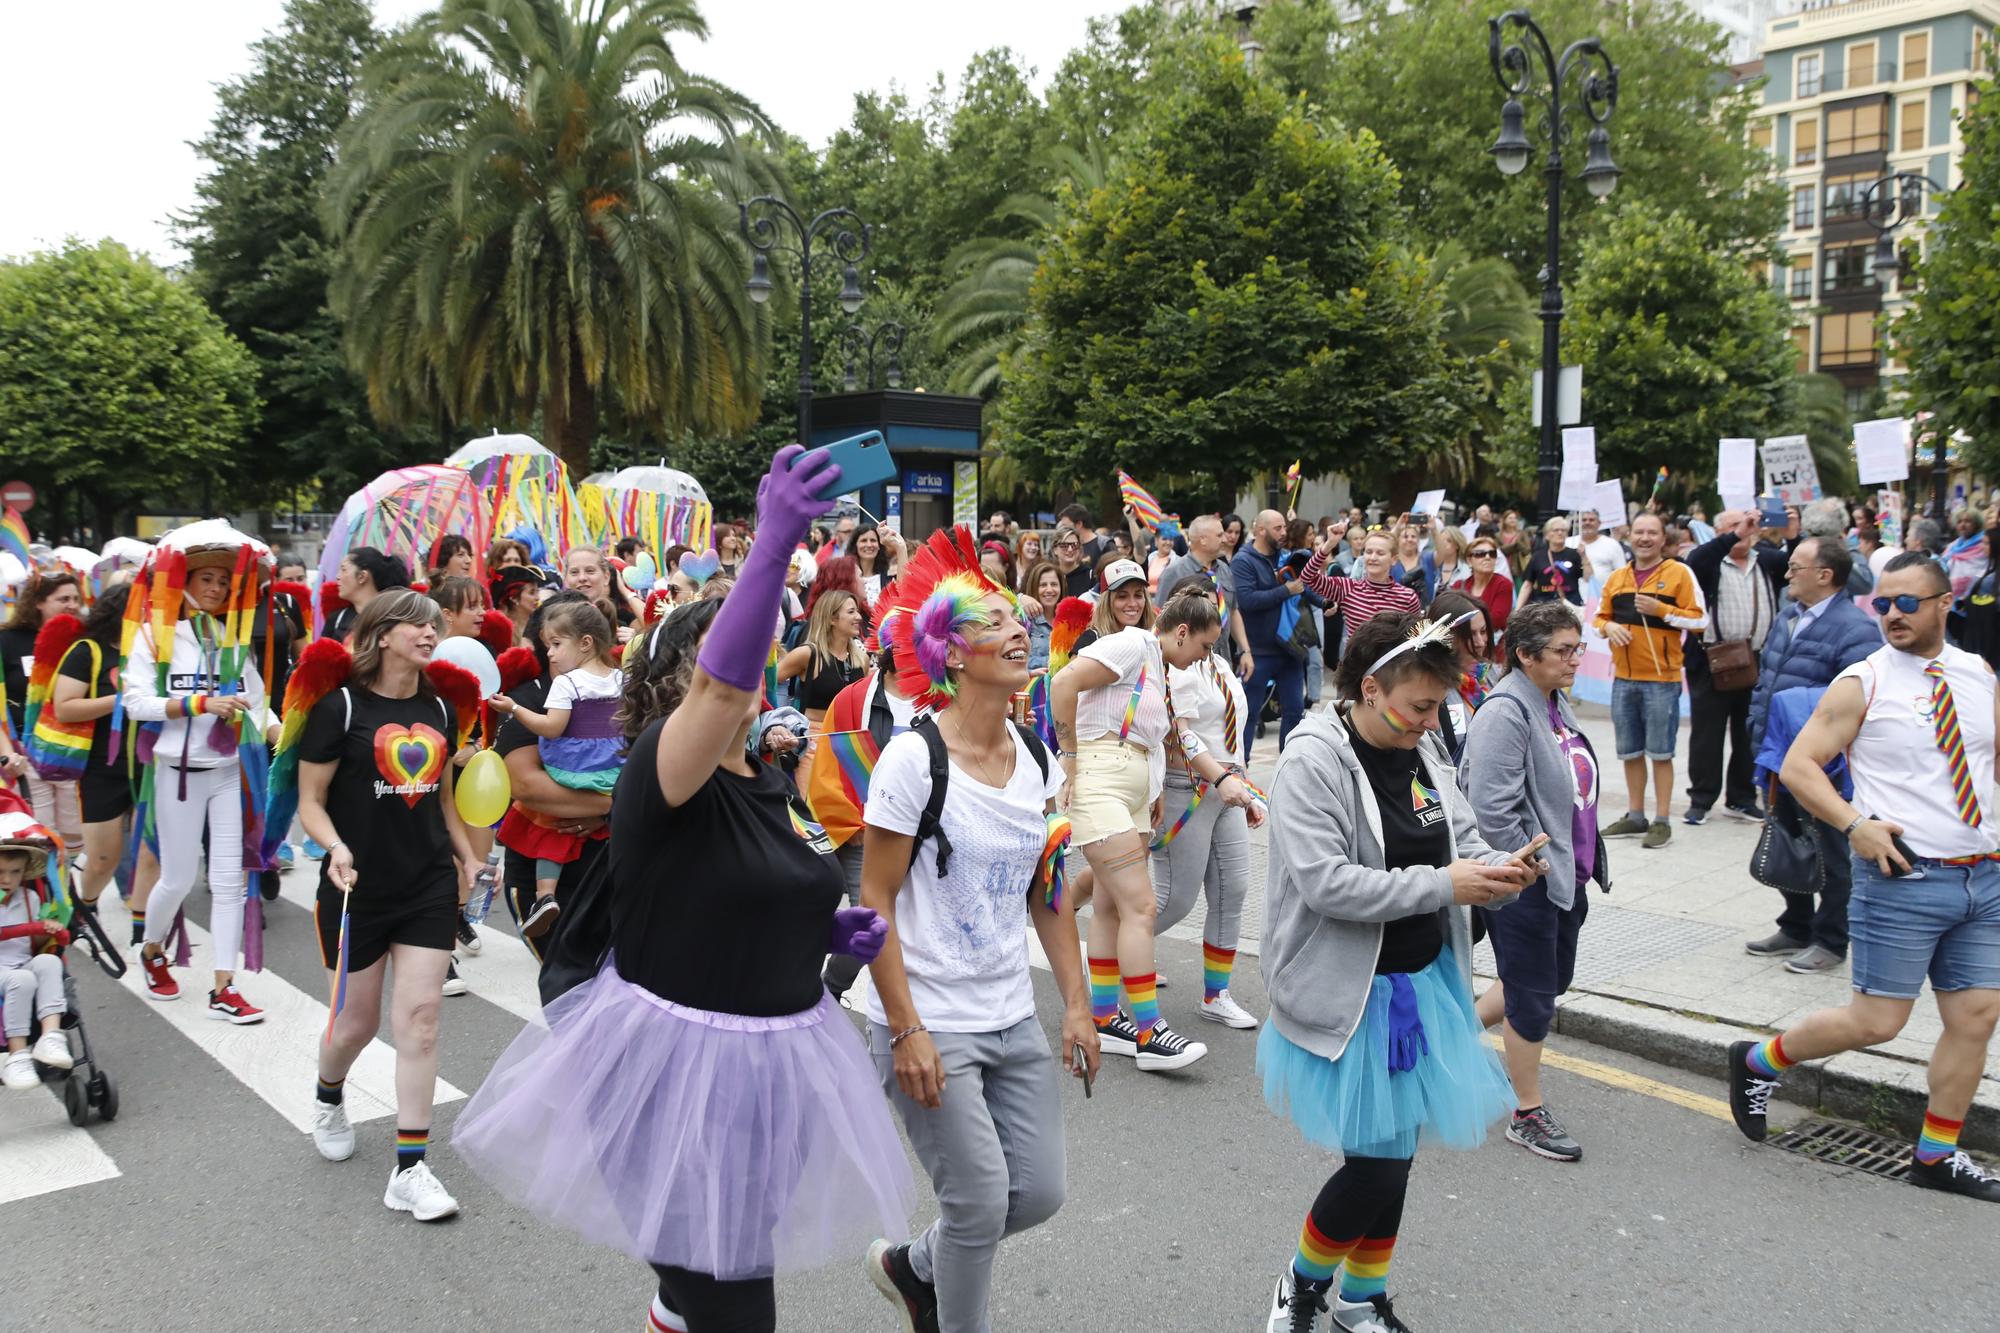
left=0, top=0, right=1127, bottom=264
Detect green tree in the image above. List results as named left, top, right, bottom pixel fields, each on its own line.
left=998, top=39, right=1480, bottom=507
left=1494, top=204, right=1799, bottom=489
left=0, top=241, right=259, bottom=535
left=1893, top=77, right=2000, bottom=477
left=324, top=0, right=778, bottom=475
left=178, top=0, right=418, bottom=509
left=1423, top=240, right=1538, bottom=483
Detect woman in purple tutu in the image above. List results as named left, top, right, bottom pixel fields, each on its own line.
left=454, top=445, right=912, bottom=1333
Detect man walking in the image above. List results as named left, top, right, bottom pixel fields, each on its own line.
left=1594, top=513, right=1707, bottom=848
left=1232, top=509, right=1308, bottom=752
left=1730, top=553, right=2000, bottom=1203
left=1156, top=514, right=1254, bottom=682
left=1683, top=509, right=1784, bottom=825
left=1743, top=537, right=1882, bottom=973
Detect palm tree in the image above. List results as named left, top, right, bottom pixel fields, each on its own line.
left=1403, top=241, right=1537, bottom=485
left=325, top=0, right=778, bottom=472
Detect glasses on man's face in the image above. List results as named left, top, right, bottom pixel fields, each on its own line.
left=1785, top=562, right=1817, bottom=578
left=1543, top=643, right=1586, bottom=661
left=1873, top=591, right=1948, bottom=616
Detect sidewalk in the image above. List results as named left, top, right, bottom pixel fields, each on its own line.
left=1206, top=702, right=2000, bottom=1148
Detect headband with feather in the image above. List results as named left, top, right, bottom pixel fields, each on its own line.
left=883, top=528, right=1014, bottom=712
left=1363, top=615, right=1461, bottom=681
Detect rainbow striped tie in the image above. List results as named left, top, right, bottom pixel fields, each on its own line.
left=1211, top=658, right=1239, bottom=762
left=1927, top=661, right=1982, bottom=828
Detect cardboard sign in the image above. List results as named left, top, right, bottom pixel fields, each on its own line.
left=1410, top=488, right=1447, bottom=519
left=1760, top=435, right=1819, bottom=505
left=1717, top=438, right=1757, bottom=511
left=1588, top=479, right=1626, bottom=530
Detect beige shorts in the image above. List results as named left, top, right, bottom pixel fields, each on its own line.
left=1067, top=736, right=1153, bottom=848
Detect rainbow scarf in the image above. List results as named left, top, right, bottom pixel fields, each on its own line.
left=1037, top=811, right=1072, bottom=912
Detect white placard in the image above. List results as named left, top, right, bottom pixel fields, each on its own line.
left=1854, top=417, right=1911, bottom=485
left=1760, top=435, right=1819, bottom=505
left=1717, top=438, right=1757, bottom=510
left=1410, top=488, right=1447, bottom=519
left=1588, top=479, right=1627, bottom=530
left=1459, top=518, right=1480, bottom=540
left=1558, top=427, right=1597, bottom=511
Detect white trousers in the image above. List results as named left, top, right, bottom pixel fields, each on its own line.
left=144, top=761, right=247, bottom=971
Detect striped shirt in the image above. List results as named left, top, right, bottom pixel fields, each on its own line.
left=1300, top=550, right=1422, bottom=624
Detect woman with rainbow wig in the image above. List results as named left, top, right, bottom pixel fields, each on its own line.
left=856, top=527, right=1098, bottom=1333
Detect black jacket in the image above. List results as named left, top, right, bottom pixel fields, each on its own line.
left=1682, top=533, right=1785, bottom=674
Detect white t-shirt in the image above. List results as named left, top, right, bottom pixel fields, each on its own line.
left=860, top=726, right=1065, bottom=1033
left=547, top=665, right=623, bottom=710
left=1580, top=535, right=1626, bottom=590
left=1838, top=642, right=1998, bottom=858
left=1168, top=653, right=1248, bottom=767
left=1075, top=626, right=1171, bottom=798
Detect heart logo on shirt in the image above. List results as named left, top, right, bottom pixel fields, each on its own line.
left=372, top=723, right=447, bottom=807
left=679, top=551, right=721, bottom=586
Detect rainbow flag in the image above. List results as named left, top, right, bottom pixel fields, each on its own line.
left=805, top=675, right=883, bottom=848
left=324, top=889, right=351, bottom=1044
left=0, top=507, right=28, bottom=566
left=1649, top=466, right=1669, bottom=500
left=1118, top=471, right=1166, bottom=530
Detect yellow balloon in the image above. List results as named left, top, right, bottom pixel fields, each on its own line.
left=455, top=749, right=512, bottom=828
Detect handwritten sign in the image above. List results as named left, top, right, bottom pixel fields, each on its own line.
left=1760, top=435, right=1819, bottom=505
left=1588, top=479, right=1626, bottom=530
left=1854, top=418, right=1910, bottom=485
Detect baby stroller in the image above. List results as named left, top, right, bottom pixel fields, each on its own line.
left=0, top=797, right=121, bottom=1125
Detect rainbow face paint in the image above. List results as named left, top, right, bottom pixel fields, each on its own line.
left=1382, top=704, right=1420, bottom=735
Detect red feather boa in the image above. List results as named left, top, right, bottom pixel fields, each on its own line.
left=425, top=660, right=480, bottom=748
left=477, top=610, right=517, bottom=655
left=30, top=615, right=85, bottom=677
left=282, top=638, right=354, bottom=715
left=495, top=646, right=541, bottom=695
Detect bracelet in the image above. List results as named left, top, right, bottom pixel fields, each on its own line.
left=1841, top=814, right=1865, bottom=837
left=889, top=1023, right=927, bottom=1048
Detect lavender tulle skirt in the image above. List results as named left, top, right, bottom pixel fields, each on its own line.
left=453, top=959, right=914, bottom=1279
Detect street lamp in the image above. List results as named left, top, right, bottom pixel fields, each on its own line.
left=841, top=321, right=906, bottom=393
left=1487, top=10, right=1620, bottom=517
left=739, top=196, right=873, bottom=442
left=1858, top=170, right=1950, bottom=519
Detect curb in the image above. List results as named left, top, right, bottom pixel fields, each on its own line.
left=1551, top=991, right=2000, bottom=1153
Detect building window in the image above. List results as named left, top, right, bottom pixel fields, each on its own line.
left=1977, top=32, right=1992, bottom=74
left=1900, top=175, right=1926, bottom=216
left=1848, top=41, right=1878, bottom=90
left=1903, top=31, right=1929, bottom=80
left=1794, top=116, right=1818, bottom=165
left=1901, top=99, right=1927, bottom=151
left=1797, top=52, right=1823, bottom=98
left=1824, top=173, right=1868, bottom=221
left=1827, top=103, right=1886, bottom=157
left=1750, top=119, right=1773, bottom=154
left=1793, top=184, right=1816, bottom=230
left=1819, top=311, right=1878, bottom=368
left=1823, top=242, right=1877, bottom=293
left=1791, top=324, right=1812, bottom=373
left=1790, top=254, right=1814, bottom=298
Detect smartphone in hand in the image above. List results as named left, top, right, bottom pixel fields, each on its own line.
left=1507, top=833, right=1552, bottom=867
left=1071, top=1042, right=1093, bottom=1099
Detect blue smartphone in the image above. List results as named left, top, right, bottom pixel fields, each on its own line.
left=813, top=430, right=895, bottom=502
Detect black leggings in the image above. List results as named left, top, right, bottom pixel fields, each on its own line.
left=650, top=1265, right=775, bottom=1333
left=1305, top=1153, right=1413, bottom=1252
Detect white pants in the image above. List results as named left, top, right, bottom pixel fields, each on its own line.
left=25, top=774, right=81, bottom=860
left=145, top=761, right=247, bottom=971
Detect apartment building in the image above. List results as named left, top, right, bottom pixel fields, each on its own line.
left=1752, top=0, right=1997, bottom=405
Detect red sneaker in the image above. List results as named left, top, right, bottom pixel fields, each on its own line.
left=141, top=951, right=179, bottom=1001
left=207, top=985, right=265, bottom=1025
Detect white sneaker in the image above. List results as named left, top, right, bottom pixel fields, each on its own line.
left=312, top=1100, right=355, bottom=1162
left=2, top=1051, right=39, bottom=1090
left=31, top=1031, right=73, bottom=1069
left=1333, top=1293, right=1406, bottom=1332
left=441, top=959, right=468, bottom=997
left=1267, top=1269, right=1327, bottom=1332
left=384, top=1160, right=459, bottom=1221
left=1199, top=990, right=1260, bottom=1029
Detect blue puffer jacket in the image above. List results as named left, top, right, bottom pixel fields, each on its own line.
left=1748, top=595, right=1883, bottom=750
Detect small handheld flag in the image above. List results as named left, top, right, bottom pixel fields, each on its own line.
left=324, top=881, right=353, bottom=1044
left=1117, top=471, right=1167, bottom=530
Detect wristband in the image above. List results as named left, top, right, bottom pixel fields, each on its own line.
left=187, top=694, right=204, bottom=718
left=1842, top=814, right=1865, bottom=837
left=889, top=1023, right=927, bottom=1048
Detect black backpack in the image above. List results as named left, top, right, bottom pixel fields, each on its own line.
left=905, top=713, right=1051, bottom=876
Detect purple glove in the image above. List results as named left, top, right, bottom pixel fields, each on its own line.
left=696, top=445, right=842, bottom=693
left=829, top=905, right=888, bottom=962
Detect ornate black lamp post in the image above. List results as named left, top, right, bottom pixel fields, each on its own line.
left=739, top=197, right=871, bottom=441
left=841, top=321, right=906, bottom=392
left=1861, top=171, right=1951, bottom=520
left=1487, top=10, right=1621, bottom=517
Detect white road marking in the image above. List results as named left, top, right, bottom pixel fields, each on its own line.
left=0, top=1080, right=121, bottom=1204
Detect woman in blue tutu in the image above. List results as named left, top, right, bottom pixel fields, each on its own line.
left=454, top=445, right=913, bottom=1333
left=1258, top=612, right=1546, bottom=1333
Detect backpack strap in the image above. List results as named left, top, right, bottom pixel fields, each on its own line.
left=907, top=715, right=955, bottom=877
left=1014, top=720, right=1050, bottom=784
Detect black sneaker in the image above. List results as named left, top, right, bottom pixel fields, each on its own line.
left=1135, top=1022, right=1208, bottom=1072
left=441, top=959, right=468, bottom=997
left=1334, top=1291, right=1415, bottom=1332
left=455, top=913, right=482, bottom=955
left=1506, top=1105, right=1582, bottom=1162
left=1722, top=801, right=1765, bottom=823
left=866, top=1238, right=939, bottom=1333
left=1096, top=1011, right=1142, bottom=1057
left=1726, top=1040, right=1778, bottom=1142
left=1908, top=1150, right=2000, bottom=1203
left=521, top=894, right=561, bottom=939
left=1682, top=807, right=1709, bottom=826
left=1266, top=1270, right=1328, bottom=1333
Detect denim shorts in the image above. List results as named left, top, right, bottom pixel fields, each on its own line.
left=1610, top=677, right=1680, bottom=761
left=1847, top=854, right=2000, bottom=998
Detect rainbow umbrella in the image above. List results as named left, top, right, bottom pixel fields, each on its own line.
left=317, top=465, right=491, bottom=589
left=602, top=465, right=713, bottom=554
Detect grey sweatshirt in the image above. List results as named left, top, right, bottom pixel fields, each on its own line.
left=1259, top=708, right=1516, bottom=1062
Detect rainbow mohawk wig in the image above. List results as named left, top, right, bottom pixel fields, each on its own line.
left=885, top=528, right=1013, bottom=712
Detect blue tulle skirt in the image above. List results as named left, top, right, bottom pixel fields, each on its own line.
left=1258, top=950, right=1514, bottom=1159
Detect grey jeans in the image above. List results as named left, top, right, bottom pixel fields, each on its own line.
left=2, top=954, right=65, bottom=1037
left=869, top=1016, right=1067, bottom=1333
left=1149, top=770, right=1251, bottom=953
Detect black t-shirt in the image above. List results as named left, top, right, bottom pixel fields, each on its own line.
left=1062, top=565, right=1096, bottom=599
left=1343, top=716, right=1448, bottom=975
left=56, top=637, right=121, bottom=772
left=492, top=674, right=549, bottom=758
left=1525, top=547, right=1585, bottom=605
left=1, top=625, right=34, bottom=735
left=609, top=718, right=843, bottom=1016
left=324, top=605, right=356, bottom=644
left=301, top=684, right=458, bottom=903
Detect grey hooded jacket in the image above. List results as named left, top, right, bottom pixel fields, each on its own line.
left=1259, top=708, right=1517, bottom=1062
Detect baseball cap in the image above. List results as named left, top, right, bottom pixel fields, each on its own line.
left=1099, top=559, right=1147, bottom=593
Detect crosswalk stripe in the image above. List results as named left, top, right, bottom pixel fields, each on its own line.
left=0, top=1081, right=121, bottom=1204
left=96, top=897, right=465, bottom=1134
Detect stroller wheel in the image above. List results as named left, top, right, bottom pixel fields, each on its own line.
left=63, top=1076, right=88, bottom=1127
left=94, top=1073, right=118, bottom=1122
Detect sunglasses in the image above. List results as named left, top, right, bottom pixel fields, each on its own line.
left=1470, top=549, right=1497, bottom=558
left=1872, top=591, right=1948, bottom=615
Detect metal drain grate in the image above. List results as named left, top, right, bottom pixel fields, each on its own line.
left=1768, top=1118, right=1911, bottom=1180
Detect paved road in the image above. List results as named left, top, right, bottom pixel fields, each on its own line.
left=6, top=870, right=1996, bottom=1333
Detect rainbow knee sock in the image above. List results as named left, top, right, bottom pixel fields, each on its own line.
left=1293, top=1215, right=1357, bottom=1289
left=1916, top=1111, right=1963, bottom=1165
left=646, top=1295, right=687, bottom=1332
left=1339, top=1234, right=1397, bottom=1304
left=1202, top=943, right=1236, bottom=1001
left=1089, top=957, right=1121, bottom=1028
left=1744, top=1034, right=1794, bottom=1079
left=130, top=909, right=145, bottom=946
left=395, top=1127, right=428, bottom=1170
left=1126, top=973, right=1160, bottom=1044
